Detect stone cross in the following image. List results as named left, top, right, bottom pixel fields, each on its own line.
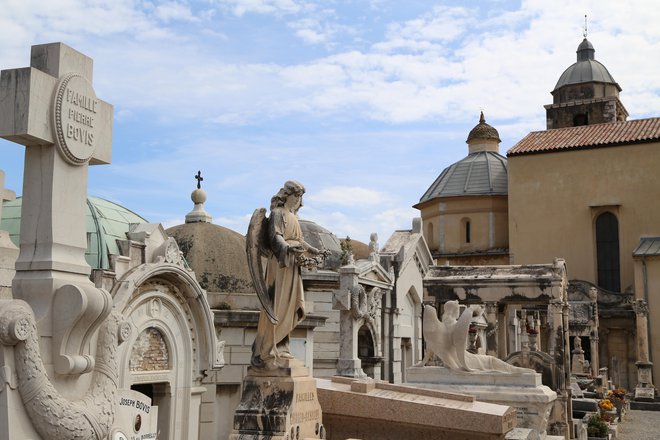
left=0, top=43, right=113, bottom=374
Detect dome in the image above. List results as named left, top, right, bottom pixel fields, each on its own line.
left=299, top=219, right=343, bottom=270
left=0, top=196, right=148, bottom=270
left=166, top=222, right=253, bottom=293
left=466, top=112, right=501, bottom=143
left=417, top=151, right=508, bottom=204
left=553, top=38, right=620, bottom=91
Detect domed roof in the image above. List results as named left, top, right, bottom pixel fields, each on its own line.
left=299, top=219, right=343, bottom=270
left=417, top=151, right=508, bottom=204
left=553, top=38, right=620, bottom=91
left=467, top=112, right=501, bottom=143
left=0, top=196, right=148, bottom=270
left=166, top=222, right=253, bottom=293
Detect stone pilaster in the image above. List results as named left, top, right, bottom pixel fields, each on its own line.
left=333, top=263, right=366, bottom=378
left=633, top=299, right=655, bottom=400
left=484, top=301, right=498, bottom=356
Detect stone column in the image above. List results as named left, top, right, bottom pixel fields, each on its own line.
left=633, top=299, right=655, bottom=400
left=546, top=300, right=563, bottom=361
left=546, top=299, right=570, bottom=437
left=589, top=287, right=600, bottom=377
left=484, top=301, right=498, bottom=356
left=497, top=304, right=508, bottom=359
left=333, top=263, right=366, bottom=378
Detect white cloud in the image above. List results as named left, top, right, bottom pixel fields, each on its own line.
left=154, top=2, right=200, bottom=23
left=308, top=186, right=391, bottom=207
left=215, top=0, right=304, bottom=16
left=376, top=6, right=473, bottom=52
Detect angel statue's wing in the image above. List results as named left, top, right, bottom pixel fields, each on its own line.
left=246, top=208, right=278, bottom=324
left=453, top=307, right=473, bottom=372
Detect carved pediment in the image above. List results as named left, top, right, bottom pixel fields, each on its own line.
left=355, top=260, right=393, bottom=288
left=568, top=279, right=633, bottom=309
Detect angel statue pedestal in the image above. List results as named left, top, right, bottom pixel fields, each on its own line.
left=230, top=181, right=327, bottom=440
left=229, top=359, right=325, bottom=440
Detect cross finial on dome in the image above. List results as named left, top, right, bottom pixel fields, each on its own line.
left=186, top=170, right=212, bottom=223
left=479, top=111, right=485, bottom=124
left=583, top=14, right=588, bottom=38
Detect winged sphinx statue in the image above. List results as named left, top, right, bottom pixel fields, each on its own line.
left=420, top=301, right=534, bottom=374
left=246, top=181, right=329, bottom=369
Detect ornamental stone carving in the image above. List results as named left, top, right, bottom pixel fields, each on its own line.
left=0, top=299, right=124, bottom=440
left=633, top=299, right=649, bottom=317
left=350, top=285, right=381, bottom=323
left=350, top=285, right=368, bottom=320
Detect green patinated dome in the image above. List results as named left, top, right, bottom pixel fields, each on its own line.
left=0, top=196, right=147, bottom=270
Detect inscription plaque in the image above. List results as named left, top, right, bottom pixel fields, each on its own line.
left=52, top=73, right=100, bottom=165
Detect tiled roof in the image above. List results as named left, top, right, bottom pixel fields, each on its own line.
left=507, top=117, right=660, bottom=156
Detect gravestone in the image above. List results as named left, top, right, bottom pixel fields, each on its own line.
left=0, top=42, right=113, bottom=374
left=111, top=390, right=159, bottom=440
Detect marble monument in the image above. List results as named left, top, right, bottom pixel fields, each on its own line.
left=408, top=302, right=557, bottom=440
left=230, top=181, right=328, bottom=440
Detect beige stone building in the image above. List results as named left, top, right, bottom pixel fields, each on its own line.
left=416, top=36, right=660, bottom=394
left=507, top=37, right=660, bottom=393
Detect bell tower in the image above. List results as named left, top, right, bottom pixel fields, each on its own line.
left=545, top=27, right=628, bottom=129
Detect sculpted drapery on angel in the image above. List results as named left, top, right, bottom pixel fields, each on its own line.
left=246, top=181, right=329, bottom=370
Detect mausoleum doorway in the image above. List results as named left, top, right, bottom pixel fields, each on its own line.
left=358, top=324, right=380, bottom=378
left=112, top=264, right=217, bottom=440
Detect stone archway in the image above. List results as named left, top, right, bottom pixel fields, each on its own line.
left=358, top=324, right=379, bottom=378
left=112, top=264, right=216, bottom=440
left=119, top=286, right=197, bottom=440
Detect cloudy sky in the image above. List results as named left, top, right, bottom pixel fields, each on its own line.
left=1, top=0, right=659, bottom=245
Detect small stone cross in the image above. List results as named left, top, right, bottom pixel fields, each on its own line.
left=195, top=170, right=203, bottom=189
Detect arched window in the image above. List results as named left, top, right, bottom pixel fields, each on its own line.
left=595, top=212, right=620, bottom=292
left=465, top=220, right=471, bottom=243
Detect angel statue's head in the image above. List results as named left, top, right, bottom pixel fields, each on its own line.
left=270, top=180, right=306, bottom=212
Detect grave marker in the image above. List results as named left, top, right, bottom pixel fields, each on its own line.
left=0, top=42, right=113, bottom=374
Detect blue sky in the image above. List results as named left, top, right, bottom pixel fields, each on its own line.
left=1, top=0, right=659, bottom=245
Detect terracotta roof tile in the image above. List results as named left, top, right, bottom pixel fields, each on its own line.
left=507, top=117, right=660, bottom=156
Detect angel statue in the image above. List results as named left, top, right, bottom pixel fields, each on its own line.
left=246, top=181, right=329, bottom=370
left=420, top=301, right=533, bottom=374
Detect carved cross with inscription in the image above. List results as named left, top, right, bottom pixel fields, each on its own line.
left=0, top=43, right=113, bottom=374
